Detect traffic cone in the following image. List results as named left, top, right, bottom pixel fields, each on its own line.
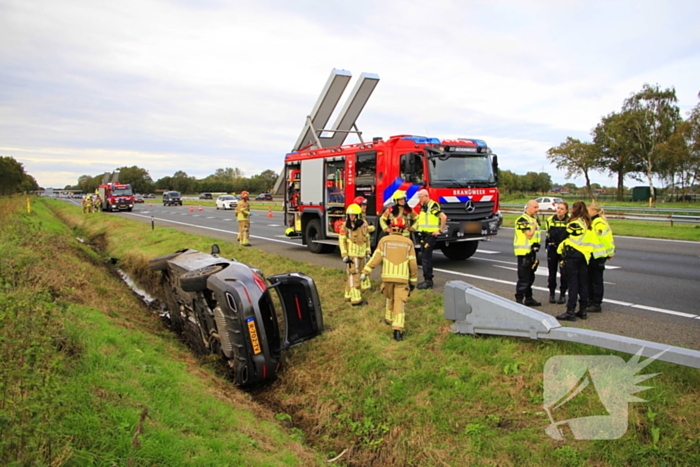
left=198, top=205, right=203, bottom=211
left=189, top=206, right=194, bottom=212
left=148, top=203, right=152, bottom=207
left=267, top=206, right=274, bottom=217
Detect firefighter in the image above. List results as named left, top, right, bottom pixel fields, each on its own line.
left=555, top=201, right=601, bottom=321
left=514, top=200, right=542, bottom=306
left=354, top=196, right=374, bottom=292
left=82, top=195, right=92, bottom=214
left=379, top=190, right=417, bottom=237
left=416, top=189, right=447, bottom=290
left=236, top=191, right=251, bottom=246
left=545, top=202, right=569, bottom=304
left=361, top=217, right=418, bottom=341
left=92, top=194, right=101, bottom=213
left=587, top=202, right=615, bottom=313
left=339, top=203, right=371, bottom=306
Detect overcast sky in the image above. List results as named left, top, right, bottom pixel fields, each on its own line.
left=1, top=0, right=699, bottom=189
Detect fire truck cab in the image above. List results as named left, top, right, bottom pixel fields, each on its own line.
left=98, top=183, right=135, bottom=212
left=283, top=134, right=500, bottom=260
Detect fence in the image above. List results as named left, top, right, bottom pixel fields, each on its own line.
left=500, top=204, right=700, bottom=225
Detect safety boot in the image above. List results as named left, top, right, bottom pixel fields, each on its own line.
left=393, top=330, right=404, bottom=341
left=575, top=308, right=588, bottom=320
left=549, top=292, right=556, bottom=304
left=523, top=297, right=542, bottom=307
left=556, top=308, right=577, bottom=321
left=515, top=296, right=524, bottom=304
left=587, top=303, right=602, bottom=313
left=557, top=292, right=567, bottom=304
left=417, top=280, right=433, bottom=290
left=351, top=300, right=368, bottom=307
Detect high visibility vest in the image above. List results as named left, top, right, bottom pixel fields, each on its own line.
left=417, top=200, right=441, bottom=233
left=557, top=218, right=600, bottom=263
left=513, top=213, right=541, bottom=256
left=591, top=215, right=615, bottom=258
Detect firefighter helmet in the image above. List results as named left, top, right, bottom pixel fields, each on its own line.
left=241, top=191, right=249, bottom=198
left=390, top=217, right=407, bottom=232
left=346, top=204, right=362, bottom=215
left=392, top=190, right=407, bottom=202
left=353, top=196, right=367, bottom=205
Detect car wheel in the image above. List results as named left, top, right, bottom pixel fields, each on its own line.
left=148, top=251, right=187, bottom=271
left=304, top=218, right=334, bottom=254
left=180, top=264, right=226, bottom=292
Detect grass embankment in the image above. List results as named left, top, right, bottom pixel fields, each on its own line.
left=0, top=197, right=320, bottom=466
left=4, top=196, right=700, bottom=466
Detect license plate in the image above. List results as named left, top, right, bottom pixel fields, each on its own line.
left=460, top=221, right=482, bottom=234
left=246, top=318, right=262, bottom=354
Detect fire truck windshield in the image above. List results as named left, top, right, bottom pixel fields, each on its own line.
left=111, top=186, right=133, bottom=196
left=427, top=154, right=495, bottom=188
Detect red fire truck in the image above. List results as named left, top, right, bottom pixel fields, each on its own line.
left=98, top=183, right=135, bottom=212
left=283, top=134, right=501, bottom=260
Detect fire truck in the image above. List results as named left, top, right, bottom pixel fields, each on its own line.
left=98, top=183, right=135, bottom=212
left=280, top=70, right=501, bottom=261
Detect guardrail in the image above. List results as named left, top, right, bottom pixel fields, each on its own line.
left=500, top=204, right=700, bottom=225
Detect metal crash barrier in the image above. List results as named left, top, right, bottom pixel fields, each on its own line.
left=444, top=281, right=700, bottom=370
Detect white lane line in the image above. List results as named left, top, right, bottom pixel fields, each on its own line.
left=476, top=249, right=500, bottom=254
left=433, top=267, right=698, bottom=320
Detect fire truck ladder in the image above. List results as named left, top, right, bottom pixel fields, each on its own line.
left=291, top=68, right=380, bottom=152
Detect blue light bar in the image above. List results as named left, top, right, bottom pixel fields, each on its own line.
left=401, top=136, right=441, bottom=145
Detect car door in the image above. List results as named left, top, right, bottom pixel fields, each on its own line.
left=267, top=272, right=324, bottom=348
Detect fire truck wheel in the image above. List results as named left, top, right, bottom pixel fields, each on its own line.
left=148, top=251, right=187, bottom=271
left=305, top=219, right=334, bottom=254
left=180, top=264, right=226, bottom=292
left=439, top=241, right=478, bottom=260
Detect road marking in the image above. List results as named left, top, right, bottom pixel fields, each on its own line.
left=476, top=249, right=500, bottom=254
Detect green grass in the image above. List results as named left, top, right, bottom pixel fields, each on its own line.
left=3, top=196, right=700, bottom=466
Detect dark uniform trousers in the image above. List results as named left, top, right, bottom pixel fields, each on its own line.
left=515, top=254, right=536, bottom=300
left=419, top=233, right=438, bottom=281
left=547, top=249, right=568, bottom=294
left=565, top=249, right=589, bottom=310
left=587, top=257, right=606, bottom=306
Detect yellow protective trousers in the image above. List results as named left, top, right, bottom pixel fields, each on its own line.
left=238, top=220, right=250, bottom=245
left=344, top=257, right=366, bottom=304
left=381, top=282, right=409, bottom=330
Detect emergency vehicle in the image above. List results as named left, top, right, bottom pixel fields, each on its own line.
left=279, top=69, right=500, bottom=261
left=98, top=183, right=135, bottom=212
left=283, top=135, right=500, bottom=260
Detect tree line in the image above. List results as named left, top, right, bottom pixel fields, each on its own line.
left=547, top=83, right=700, bottom=201
left=0, top=157, right=39, bottom=196
left=69, top=167, right=279, bottom=195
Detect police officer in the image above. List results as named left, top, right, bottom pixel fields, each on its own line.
left=361, top=217, right=418, bottom=341
left=340, top=204, right=371, bottom=306
left=587, top=202, right=615, bottom=313
left=545, top=202, right=569, bottom=304
left=415, top=189, right=447, bottom=290
left=236, top=191, right=251, bottom=246
left=555, top=201, right=601, bottom=321
left=514, top=200, right=542, bottom=306
left=379, top=190, right=417, bottom=237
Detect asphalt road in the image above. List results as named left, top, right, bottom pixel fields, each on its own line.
left=71, top=200, right=700, bottom=351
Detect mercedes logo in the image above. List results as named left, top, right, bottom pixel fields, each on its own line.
left=464, top=200, right=476, bottom=213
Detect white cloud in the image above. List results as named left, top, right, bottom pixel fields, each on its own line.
left=1, top=0, right=698, bottom=188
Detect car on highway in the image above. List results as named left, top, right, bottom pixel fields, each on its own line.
left=144, top=193, right=156, bottom=199
left=199, top=193, right=213, bottom=200
left=535, top=197, right=564, bottom=212
left=255, top=193, right=273, bottom=201
left=163, top=191, right=183, bottom=206
left=149, top=246, right=324, bottom=386
left=134, top=194, right=145, bottom=203
left=216, top=195, right=238, bottom=210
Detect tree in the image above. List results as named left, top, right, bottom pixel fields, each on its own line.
left=622, top=84, right=682, bottom=203
left=547, top=137, right=601, bottom=200
left=171, top=171, right=196, bottom=194
left=212, top=167, right=243, bottom=181
left=0, top=156, right=38, bottom=195
left=116, top=166, right=155, bottom=194
left=593, top=111, right=641, bottom=201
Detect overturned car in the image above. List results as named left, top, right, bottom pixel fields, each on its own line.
left=149, top=246, right=324, bottom=387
